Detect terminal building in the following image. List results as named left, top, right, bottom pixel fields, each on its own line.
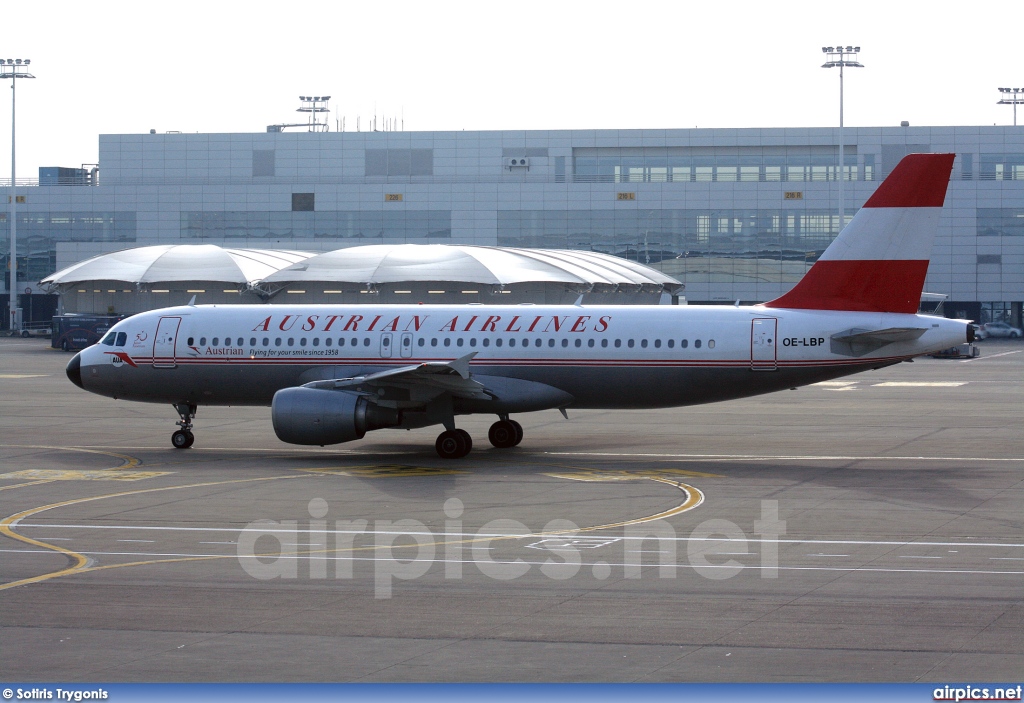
left=2, top=123, right=1022, bottom=327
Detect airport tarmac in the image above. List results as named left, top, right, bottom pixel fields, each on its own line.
left=0, top=336, right=1021, bottom=682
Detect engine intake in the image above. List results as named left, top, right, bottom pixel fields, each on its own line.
left=272, top=387, right=400, bottom=446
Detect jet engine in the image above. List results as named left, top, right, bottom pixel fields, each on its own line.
left=271, top=387, right=400, bottom=446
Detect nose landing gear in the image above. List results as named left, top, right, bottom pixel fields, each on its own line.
left=171, top=403, right=197, bottom=449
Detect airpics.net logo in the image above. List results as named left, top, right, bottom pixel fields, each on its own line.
left=933, top=685, right=1023, bottom=701
left=235, top=498, right=786, bottom=598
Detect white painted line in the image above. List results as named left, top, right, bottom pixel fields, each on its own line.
left=808, top=554, right=849, bottom=557
left=990, top=557, right=1024, bottom=561
left=899, top=555, right=942, bottom=559
left=0, top=374, right=49, bottom=379
left=961, top=350, right=1024, bottom=362
left=872, top=381, right=966, bottom=387
left=549, top=451, right=1023, bottom=463
left=199, top=541, right=237, bottom=545
left=14, top=524, right=1024, bottom=549
left=1, top=548, right=1022, bottom=577
left=117, top=539, right=155, bottom=543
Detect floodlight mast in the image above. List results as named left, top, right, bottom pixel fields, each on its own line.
left=821, top=45, right=863, bottom=235
left=296, top=96, right=331, bottom=132
left=997, top=87, right=1023, bottom=126
left=1, top=58, right=35, bottom=334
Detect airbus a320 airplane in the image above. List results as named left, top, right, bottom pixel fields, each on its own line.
left=67, top=153, right=972, bottom=458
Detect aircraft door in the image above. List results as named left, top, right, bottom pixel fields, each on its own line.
left=379, top=332, right=393, bottom=358
left=750, top=318, right=778, bottom=371
left=399, top=332, right=413, bottom=358
left=153, top=316, right=182, bottom=368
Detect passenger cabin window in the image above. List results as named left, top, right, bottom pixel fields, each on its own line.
left=250, top=337, right=257, bottom=347
left=212, top=338, right=219, bottom=346
left=200, top=337, right=207, bottom=346
left=695, top=339, right=702, bottom=348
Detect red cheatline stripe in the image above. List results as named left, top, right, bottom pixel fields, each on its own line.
left=122, top=355, right=910, bottom=368
left=863, top=153, right=955, bottom=208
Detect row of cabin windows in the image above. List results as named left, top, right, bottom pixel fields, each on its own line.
left=185, top=335, right=716, bottom=351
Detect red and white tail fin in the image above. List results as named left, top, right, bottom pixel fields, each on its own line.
left=764, top=153, right=955, bottom=313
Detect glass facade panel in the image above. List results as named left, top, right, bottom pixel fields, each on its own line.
left=181, top=211, right=451, bottom=240
left=572, top=148, right=871, bottom=183
left=498, top=208, right=836, bottom=265
left=977, top=209, right=1024, bottom=237
left=979, top=154, right=1024, bottom=180
left=0, top=211, right=136, bottom=285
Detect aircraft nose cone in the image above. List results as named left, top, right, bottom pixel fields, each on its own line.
left=66, top=352, right=84, bottom=389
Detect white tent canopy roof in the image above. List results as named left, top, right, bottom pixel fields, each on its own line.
left=262, top=244, right=680, bottom=288
left=41, top=245, right=314, bottom=287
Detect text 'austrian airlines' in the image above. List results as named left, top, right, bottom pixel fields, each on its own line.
left=67, top=153, right=972, bottom=458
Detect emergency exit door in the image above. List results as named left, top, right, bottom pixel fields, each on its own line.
left=750, top=318, right=778, bottom=371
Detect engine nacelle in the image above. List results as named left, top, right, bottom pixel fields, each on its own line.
left=271, top=387, right=400, bottom=446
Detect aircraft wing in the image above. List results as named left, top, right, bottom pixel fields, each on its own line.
left=301, top=352, right=491, bottom=401
left=830, top=327, right=928, bottom=357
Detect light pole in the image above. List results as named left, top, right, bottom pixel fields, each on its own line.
left=997, top=87, right=1023, bottom=126
left=1, top=58, right=34, bottom=334
left=822, top=46, right=862, bottom=234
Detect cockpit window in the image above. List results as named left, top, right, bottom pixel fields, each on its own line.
left=101, top=332, right=116, bottom=346
left=115, top=332, right=127, bottom=347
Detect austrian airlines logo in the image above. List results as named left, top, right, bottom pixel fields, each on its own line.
left=105, top=351, right=138, bottom=368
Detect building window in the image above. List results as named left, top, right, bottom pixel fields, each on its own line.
left=292, top=193, right=315, bottom=212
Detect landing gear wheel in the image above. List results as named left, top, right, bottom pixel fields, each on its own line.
left=172, top=403, right=198, bottom=449
left=435, top=429, right=469, bottom=459
left=488, top=420, right=518, bottom=449
left=510, top=420, right=524, bottom=446
left=172, top=430, right=193, bottom=449
left=455, top=429, right=472, bottom=453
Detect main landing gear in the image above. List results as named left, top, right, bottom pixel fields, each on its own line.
left=433, top=416, right=524, bottom=459
left=171, top=403, right=197, bottom=449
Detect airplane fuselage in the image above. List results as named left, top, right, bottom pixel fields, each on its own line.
left=74, top=302, right=969, bottom=413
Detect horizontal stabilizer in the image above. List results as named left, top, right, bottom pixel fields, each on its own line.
left=830, top=327, right=928, bottom=357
